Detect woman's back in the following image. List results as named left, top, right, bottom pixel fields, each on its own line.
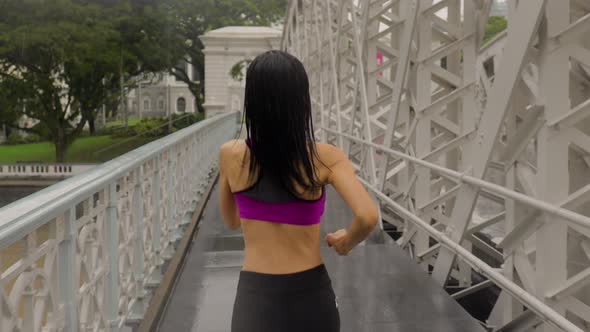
left=220, top=139, right=339, bottom=274
left=218, top=50, right=378, bottom=332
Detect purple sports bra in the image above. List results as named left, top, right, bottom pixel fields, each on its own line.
left=232, top=140, right=326, bottom=226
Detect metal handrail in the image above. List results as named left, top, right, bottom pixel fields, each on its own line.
left=323, top=126, right=585, bottom=331
left=321, top=127, right=590, bottom=230
left=358, top=177, right=583, bottom=332
left=92, top=113, right=198, bottom=156
left=0, top=112, right=237, bottom=248
left=0, top=111, right=238, bottom=330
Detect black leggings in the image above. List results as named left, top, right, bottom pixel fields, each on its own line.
left=231, top=264, right=340, bottom=332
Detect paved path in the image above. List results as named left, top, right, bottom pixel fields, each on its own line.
left=157, top=186, right=485, bottom=332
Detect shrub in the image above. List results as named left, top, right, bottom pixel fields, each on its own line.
left=31, top=122, right=52, bottom=140
left=94, top=126, right=118, bottom=136
left=133, top=117, right=168, bottom=137
left=6, top=132, right=24, bottom=145
left=24, top=133, right=42, bottom=143
left=171, top=112, right=205, bottom=130
left=106, top=113, right=204, bottom=138
left=6, top=132, right=42, bottom=145
left=111, top=127, right=137, bottom=138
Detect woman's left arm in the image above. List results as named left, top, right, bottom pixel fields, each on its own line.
left=218, top=142, right=241, bottom=230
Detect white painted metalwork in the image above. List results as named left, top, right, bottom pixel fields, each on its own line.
left=0, top=112, right=238, bottom=331
left=0, top=164, right=96, bottom=178
left=283, top=0, right=590, bottom=330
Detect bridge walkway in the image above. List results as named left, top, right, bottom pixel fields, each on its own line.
left=156, top=185, right=485, bottom=332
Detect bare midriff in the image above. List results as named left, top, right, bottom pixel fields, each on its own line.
left=240, top=218, right=322, bottom=274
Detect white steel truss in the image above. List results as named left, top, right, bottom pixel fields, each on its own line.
left=283, top=0, right=590, bottom=330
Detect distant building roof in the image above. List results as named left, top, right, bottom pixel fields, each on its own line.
left=200, top=26, right=282, bottom=40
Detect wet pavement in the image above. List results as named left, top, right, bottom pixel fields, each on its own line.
left=157, top=186, right=485, bottom=332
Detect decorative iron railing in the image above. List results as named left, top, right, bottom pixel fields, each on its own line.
left=0, top=112, right=239, bottom=331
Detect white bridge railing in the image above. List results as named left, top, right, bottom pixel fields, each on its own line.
left=325, top=127, right=587, bottom=332
left=0, top=164, right=97, bottom=179
left=0, top=112, right=239, bottom=332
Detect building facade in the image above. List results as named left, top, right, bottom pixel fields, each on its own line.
left=126, top=64, right=198, bottom=118
left=200, top=26, right=282, bottom=118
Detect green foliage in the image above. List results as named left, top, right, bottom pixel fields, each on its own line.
left=5, top=132, right=42, bottom=145
left=130, top=117, right=169, bottom=138
left=0, top=0, right=189, bottom=160
left=0, top=0, right=287, bottom=160
left=31, top=122, right=52, bottom=140
left=108, top=113, right=204, bottom=138
left=483, top=16, right=507, bottom=44
left=5, top=132, right=19, bottom=145
left=0, top=79, right=20, bottom=127
left=104, top=117, right=142, bottom=128
left=230, top=59, right=253, bottom=81
left=171, top=112, right=204, bottom=129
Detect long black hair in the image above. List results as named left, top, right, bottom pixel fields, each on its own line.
left=243, top=50, right=322, bottom=197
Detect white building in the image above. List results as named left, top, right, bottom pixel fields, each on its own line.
left=126, top=63, right=198, bottom=118
left=200, top=26, right=282, bottom=118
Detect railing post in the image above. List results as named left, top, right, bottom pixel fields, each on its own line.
left=166, top=150, right=176, bottom=252
left=105, top=182, right=120, bottom=330
left=196, top=134, right=205, bottom=197
left=183, top=142, right=191, bottom=223
left=151, top=157, right=162, bottom=284
left=57, top=208, right=79, bottom=332
left=22, top=232, right=36, bottom=332
left=189, top=134, right=199, bottom=211
left=191, top=133, right=201, bottom=206
left=175, top=148, right=184, bottom=239
left=131, top=167, right=146, bottom=319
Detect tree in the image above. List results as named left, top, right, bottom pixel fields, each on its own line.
left=0, top=0, right=186, bottom=160
left=0, top=0, right=288, bottom=160
left=0, top=1, right=121, bottom=160
left=0, top=78, right=20, bottom=136
left=483, top=16, right=507, bottom=44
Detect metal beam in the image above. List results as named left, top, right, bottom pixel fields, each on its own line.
left=545, top=266, right=590, bottom=300
left=498, top=106, right=545, bottom=169
left=431, top=0, right=547, bottom=285
left=548, top=97, right=590, bottom=129
left=321, top=127, right=590, bottom=231
left=495, top=310, right=543, bottom=332
left=377, top=0, right=418, bottom=190
left=358, top=177, right=583, bottom=332
left=498, top=210, right=543, bottom=254
left=451, top=280, right=494, bottom=300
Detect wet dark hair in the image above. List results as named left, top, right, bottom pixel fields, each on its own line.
left=242, top=50, right=322, bottom=197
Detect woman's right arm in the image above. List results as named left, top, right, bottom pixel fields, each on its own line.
left=322, top=144, right=379, bottom=255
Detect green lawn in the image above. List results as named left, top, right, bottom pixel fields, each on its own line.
left=0, top=135, right=157, bottom=163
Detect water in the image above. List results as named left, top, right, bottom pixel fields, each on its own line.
left=0, top=186, right=47, bottom=209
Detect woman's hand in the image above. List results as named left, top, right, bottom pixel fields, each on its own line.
left=325, top=229, right=353, bottom=256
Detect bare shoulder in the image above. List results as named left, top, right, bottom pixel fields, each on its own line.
left=220, top=139, right=244, bottom=155
left=219, top=139, right=246, bottom=165
left=314, top=142, right=348, bottom=167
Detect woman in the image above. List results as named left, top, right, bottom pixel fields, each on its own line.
left=218, top=50, right=378, bottom=332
